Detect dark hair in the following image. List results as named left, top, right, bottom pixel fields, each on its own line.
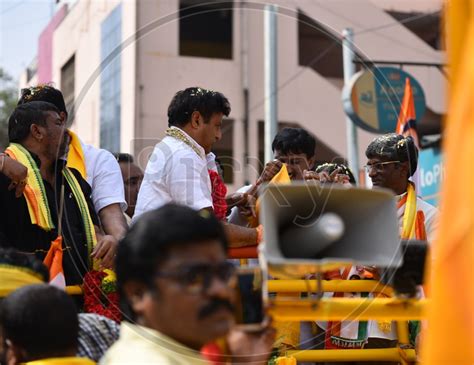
left=272, top=127, right=316, bottom=159
left=167, top=87, right=231, bottom=127
left=18, top=85, right=67, bottom=116
left=0, top=284, right=78, bottom=360
left=116, top=204, right=228, bottom=321
left=365, top=133, right=418, bottom=176
left=315, top=163, right=356, bottom=184
left=0, top=248, right=49, bottom=283
left=8, top=101, right=60, bottom=143
left=113, top=153, right=134, bottom=164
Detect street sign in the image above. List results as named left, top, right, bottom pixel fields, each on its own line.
left=342, top=67, right=426, bottom=133
left=418, top=146, right=444, bottom=206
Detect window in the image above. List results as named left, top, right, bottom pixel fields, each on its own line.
left=100, top=4, right=122, bottom=152
left=179, top=0, right=233, bottom=59
left=212, top=119, right=234, bottom=184
left=386, top=10, right=442, bottom=51
left=60, top=55, right=75, bottom=119
left=298, top=11, right=361, bottom=87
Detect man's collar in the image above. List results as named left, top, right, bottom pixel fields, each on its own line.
left=169, top=126, right=206, bottom=157
left=120, top=322, right=205, bottom=360
left=396, top=191, right=408, bottom=202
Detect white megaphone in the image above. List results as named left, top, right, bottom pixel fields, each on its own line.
left=258, top=182, right=402, bottom=279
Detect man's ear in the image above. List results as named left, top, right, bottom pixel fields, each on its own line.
left=5, top=339, right=27, bottom=365
left=398, top=161, right=410, bottom=178
left=59, top=111, right=67, bottom=124
left=190, top=111, right=202, bottom=129
left=122, top=281, right=153, bottom=316
left=307, top=156, right=316, bottom=171
left=29, top=124, right=44, bottom=142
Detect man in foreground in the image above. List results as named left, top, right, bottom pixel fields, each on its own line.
left=103, top=204, right=274, bottom=364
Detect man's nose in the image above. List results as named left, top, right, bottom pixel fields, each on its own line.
left=368, top=167, right=378, bottom=178
left=206, top=275, right=232, bottom=299
left=215, top=131, right=222, bottom=141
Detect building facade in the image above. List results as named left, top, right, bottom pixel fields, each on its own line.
left=20, top=0, right=445, bottom=190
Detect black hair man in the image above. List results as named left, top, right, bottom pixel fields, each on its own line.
left=103, top=204, right=274, bottom=364
left=112, top=153, right=143, bottom=223
left=0, top=102, right=101, bottom=286
left=1, top=284, right=94, bottom=365
left=134, top=87, right=260, bottom=247
left=365, top=133, right=438, bottom=243
left=1, top=85, right=128, bottom=268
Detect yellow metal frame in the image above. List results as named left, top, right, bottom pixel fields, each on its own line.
left=286, top=348, right=416, bottom=362
left=268, top=279, right=394, bottom=296
left=268, top=297, right=428, bottom=321
left=267, top=279, right=423, bottom=364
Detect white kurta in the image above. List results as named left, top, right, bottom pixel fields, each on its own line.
left=133, top=127, right=213, bottom=221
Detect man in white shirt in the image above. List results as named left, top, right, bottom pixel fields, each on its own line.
left=134, top=87, right=259, bottom=247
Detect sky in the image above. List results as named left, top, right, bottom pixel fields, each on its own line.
left=0, top=0, right=54, bottom=83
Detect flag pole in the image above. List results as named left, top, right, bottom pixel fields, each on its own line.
left=342, top=28, right=359, bottom=184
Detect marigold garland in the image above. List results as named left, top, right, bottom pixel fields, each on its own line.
left=209, top=169, right=227, bottom=221
left=83, top=269, right=121, bottom=322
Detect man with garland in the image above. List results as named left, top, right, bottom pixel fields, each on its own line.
left=134, top=87, right=261, bottom=247
left=0, top=102, right=100, bottom=285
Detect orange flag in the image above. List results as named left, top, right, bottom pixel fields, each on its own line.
left=420, top=2, right=474, bottom=363
left=43, top=236, right=66, bottom=289
left=396, top=77, right=419, bottom=148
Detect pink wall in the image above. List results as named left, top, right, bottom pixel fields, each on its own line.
left=37, top=5, right=67, bottom=84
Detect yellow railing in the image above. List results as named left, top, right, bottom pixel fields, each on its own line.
left=286, top=348, right=416, bottom=362
left=267, top=279, right=423, bottom=364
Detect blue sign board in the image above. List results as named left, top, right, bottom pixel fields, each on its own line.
left=342, top=67, right=426, bottom=133
left=418, top=146, right=444, bottom=206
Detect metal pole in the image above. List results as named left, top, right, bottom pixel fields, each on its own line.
left=240, top=1, right=250, bottom=184
left=342, top=28, right=359, bottom=183
left=264, top=4, right=278, bottom=163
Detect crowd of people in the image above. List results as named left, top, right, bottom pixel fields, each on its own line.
left=0, top=85, right=438, bottom=364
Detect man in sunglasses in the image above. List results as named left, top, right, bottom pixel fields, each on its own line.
left=103, top=204, right=274, bottom=364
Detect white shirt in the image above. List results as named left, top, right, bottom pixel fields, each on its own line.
left=81, top=141, right=127, bottom=213
left=133, top=127, right=213, bottom=220
left=227, top=185, right=252, bottom=227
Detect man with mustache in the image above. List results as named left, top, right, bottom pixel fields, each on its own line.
left=103, top=204, right=274, bottom=364
left=0, top=102, right=100, bottom=285
left=362, top=134, right=438, bottom=359
left=365, top=133, right=438, bottom=243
